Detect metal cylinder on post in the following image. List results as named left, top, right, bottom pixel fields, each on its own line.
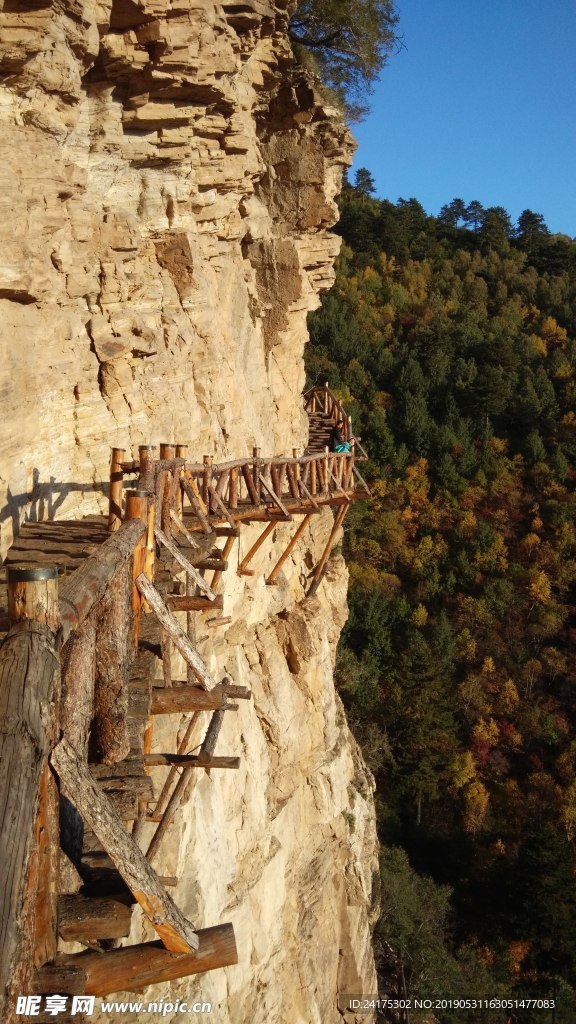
left=7, top=565, right=60, bottom=631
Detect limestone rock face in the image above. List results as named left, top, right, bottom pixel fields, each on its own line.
left=114, top=528, right=379, bottom=1024
left=0, top=0, right=351, bottom=552
left=0, top=0, right=379, bottom=1019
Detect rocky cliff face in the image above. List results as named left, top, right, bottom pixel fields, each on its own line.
left=0, top=0, right=379, bottom=1019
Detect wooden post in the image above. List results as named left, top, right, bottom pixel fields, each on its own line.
left=270, top=463, right=280, bottom=497
left=51, top=739, right=199, bottom=953
left=266, top=514, right=312, bottom=586
left=144, top=497, right=156, bottom=585
left=297, top=476, right=319, bottom=510
left=208, top=482, right=238, bottom=533
left=202, top=455, right=212, bottom=510
left=292, top=449, right=300, bottom=486
left=136, top=574, right=218, bottom=690
left=343, top=452, right=354, bottom=492
left=198, top=709, right=224, bottom=764
left=33, top=761, right=60, bottom=970
left=1, top=569, right=61, bottom=1023
left=33, top=963, right=87, bottom=996
left=211, top=534, right=236, bottom=592
left=92, top=561, right=132, bottom=765
left=7, top=565, right=60, bottom=630
left=353, top=462, right=372, bottom=496
left=170, top=509, right=199, bottom=550
left=307, top=504, right=348, bottom=597
left=258, top=473, right=291, bottom=518
left=159, top=445, right=175, bottom=535
left=36, top=926, right=238, bottom=996
left=152, top=713, right=201, bottom=821
left=229, top=466, right=238, bottom=510
left=108, top=448, right=126, bottom=533
left=182, top=474, right=213, bottom=534
left=175, top=445, right=187, bottom=516
left=241, top=462, right=260, bottom=506
left=154, top=526, right=216, bottom=600
left=138, top=445, right=157, bottom=492
left=237, top=522, right=275, bottom=576
left=286, top=464, right=299, bottom=499
left=323, top=445, right=330, bottom=493
left=251, top=446, right=261, bottom=501
left=310, top=457, right=317, bottom=497
left=125, top=490, right=149, bottom=649
left=278, top=462, right=288, bottom=500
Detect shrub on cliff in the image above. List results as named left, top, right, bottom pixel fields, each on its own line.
left=289, top=0, right=399, bottom=119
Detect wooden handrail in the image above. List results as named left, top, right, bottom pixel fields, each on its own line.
left=59, top=520, right=146, bottom=643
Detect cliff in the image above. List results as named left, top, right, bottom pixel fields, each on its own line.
left=0, top=0, right=379, bottom=1019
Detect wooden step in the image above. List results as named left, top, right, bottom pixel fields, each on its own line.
left=58, top=894, right=132, bottom=943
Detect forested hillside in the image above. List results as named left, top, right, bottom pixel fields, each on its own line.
left=307, top=177, right=576, bottom=1022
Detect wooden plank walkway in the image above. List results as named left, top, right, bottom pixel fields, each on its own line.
left=0, top=516, right=109, bottom=639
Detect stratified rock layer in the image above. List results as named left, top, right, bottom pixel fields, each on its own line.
left=0, top=0, right=348, bottom=548
left=0, top=1, right=378, bottom=1020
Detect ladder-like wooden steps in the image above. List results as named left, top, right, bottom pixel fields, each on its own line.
left=90, top=759, right=154, bottom=822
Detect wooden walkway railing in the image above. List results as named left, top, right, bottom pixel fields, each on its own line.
left=304, top=382, right=369, bottom=459
left=0, top=520, right=239, bottom=1021
left=0, top=385, right=370, bottom=1019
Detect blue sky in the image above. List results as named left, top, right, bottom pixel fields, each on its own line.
left=351, top=0, right=576, bottom=236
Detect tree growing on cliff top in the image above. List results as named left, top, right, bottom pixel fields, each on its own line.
left=289, top=0, right=399, bottom=119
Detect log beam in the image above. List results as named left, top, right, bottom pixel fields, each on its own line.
left=135, top=575, right=218, bottom=690
left=258, top=472, right=291, bottom=518
left=237, top=521, right=275, bottom=576
left=58, top=895, right=132, bottom=943
left=36, top=927, right=238, bottom=996
left=266, top=514, right=313, bottom=586
left=58, top=520, right=145, bottom=643
left=307, top=504, right=348, bottom=597
left=50, top=739, right=199, bottom=953
left=182, top=474, right=212, bottom=535
left=208, top=482, right=237, bottom=532
left=169, top=509, right=199, bottom=549
left=145, top=754, right=240, bottom=769
left=151, top=683, right=229, bottom=714
left=167, top=594, right=224, bottom=612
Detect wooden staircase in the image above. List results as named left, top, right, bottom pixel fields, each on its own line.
left=305, top=411, right=334, bottom=454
